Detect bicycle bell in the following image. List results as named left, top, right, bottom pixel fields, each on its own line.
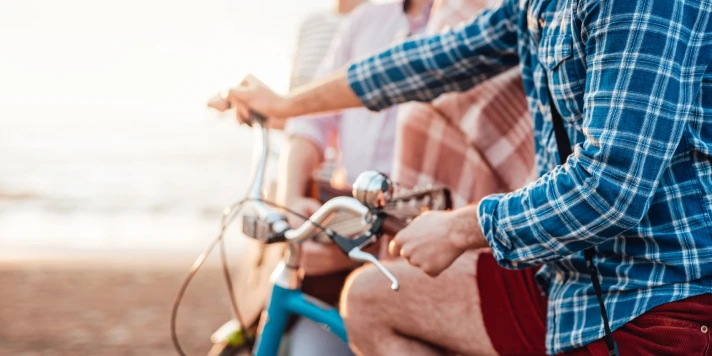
left=352, top=171, right=393, bottom=209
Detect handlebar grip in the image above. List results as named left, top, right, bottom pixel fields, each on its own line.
left=248, top=110, right=268, bottom=126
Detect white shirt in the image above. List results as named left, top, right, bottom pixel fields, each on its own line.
left=285, top=1, right=430, bottom=184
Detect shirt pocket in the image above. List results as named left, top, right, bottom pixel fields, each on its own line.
left=539, top=32, right=585, bottom=128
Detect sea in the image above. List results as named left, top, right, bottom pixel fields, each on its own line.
left=0, top=0, right=340, bottom=259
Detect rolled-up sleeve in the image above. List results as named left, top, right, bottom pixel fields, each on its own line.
left=347, top=0, right=520, bottom=111
left=284, top=113, right=339, bottom=150
left=478, top=0, right=712, bottom=269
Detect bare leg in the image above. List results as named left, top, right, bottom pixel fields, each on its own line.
left=340, top=251, right=497, bottom=356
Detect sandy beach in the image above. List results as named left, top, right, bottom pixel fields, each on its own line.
left=0, top=253, right=238, bottom=356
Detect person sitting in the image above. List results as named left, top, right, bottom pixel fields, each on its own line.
left=366, top=1, right=538, bottom=354
left=219, top=0, right=712, bottom=354
left=278, top=2, right=432, bottom=356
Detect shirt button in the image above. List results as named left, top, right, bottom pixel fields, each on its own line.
left=539, top=17, right=546, bottom=28
left=702, top=325, right=709, bottom=333
left=538, top=102, right=546, bottom=114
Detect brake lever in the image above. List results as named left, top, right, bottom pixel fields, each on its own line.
left=348, top=247, right=399, bottom=291
left=331, top=212, right=399, bottom=291
left=331, top=211, right=384, bottom=252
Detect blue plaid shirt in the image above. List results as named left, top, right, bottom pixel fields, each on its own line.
left=347, top=0, right=712, bottom=353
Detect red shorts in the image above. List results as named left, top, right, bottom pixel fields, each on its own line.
left=477, top=252, right=712, bottom=355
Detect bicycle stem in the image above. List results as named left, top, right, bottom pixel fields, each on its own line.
left=247, top=118, right=268, bottom=203
left=247, top=118, right=290, bottom=234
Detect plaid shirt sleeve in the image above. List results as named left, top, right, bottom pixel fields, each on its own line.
left=479, top=1, right=712, bottom=268
left=346, top=0, right=520, bottom=112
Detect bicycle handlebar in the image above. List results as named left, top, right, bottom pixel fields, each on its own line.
left=240, top=110, right=399, bottom=290
left=283, top=196, right=370, bottom=241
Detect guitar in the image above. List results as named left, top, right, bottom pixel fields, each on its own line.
left=301, top=178, right=452, bottom=305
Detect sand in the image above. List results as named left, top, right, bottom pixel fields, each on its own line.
left=0, top=253, right=240, bottom=356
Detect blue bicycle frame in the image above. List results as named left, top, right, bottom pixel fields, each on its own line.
left=253, top=272, right=346, bottom=356
left=252, top=244, right=347, bottom=356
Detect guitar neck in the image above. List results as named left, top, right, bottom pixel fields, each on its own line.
left=307, top=178, right=450, bottom=237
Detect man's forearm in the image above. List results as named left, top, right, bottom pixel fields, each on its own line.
left=276, top=136, right=323, bottom=205
left=282, top=69, right=363, bottom=118
left=450, top=204, right=489, bottom=251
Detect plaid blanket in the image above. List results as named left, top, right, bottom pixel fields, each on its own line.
left=393, top=0, right=534, bottom=207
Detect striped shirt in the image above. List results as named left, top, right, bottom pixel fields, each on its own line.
left=286, top=1, right=431, bottom=184
left=346, top=0, right=712, bottom=353
left=289, top=11, right=343, bottom=90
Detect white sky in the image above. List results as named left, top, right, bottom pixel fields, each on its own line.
left=0, top=0, right=344, bottom=119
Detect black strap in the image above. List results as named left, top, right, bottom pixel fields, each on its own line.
left=547, top=87, right=619, bottom=356
left=584, top=249, right=617, bottom=355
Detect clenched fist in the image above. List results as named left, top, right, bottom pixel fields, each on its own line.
left=389, top=206, right=488, bottom=277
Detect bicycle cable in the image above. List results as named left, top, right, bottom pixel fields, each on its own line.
left=171, top=197, right=335, bottom=356
left=171, top=198, right=246, bottom=356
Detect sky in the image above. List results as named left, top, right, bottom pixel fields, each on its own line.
left=0, top=0, right=337, bottom=114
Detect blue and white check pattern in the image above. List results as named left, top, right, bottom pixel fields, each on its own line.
left=347, top=0, right=712, bottom=353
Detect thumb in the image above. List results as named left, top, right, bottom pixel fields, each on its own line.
left=227, top=86, right=250, bottom=104
left=227, top=75, right=260, bottom=105
left=225, top=87, right=252, bottom=124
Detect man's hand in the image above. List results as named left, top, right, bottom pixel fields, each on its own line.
left=206, top=92, right=232, bottom=112
left=206, top=75, right=291, bottom=125
left=389, top=206, right=488, bottom=277
left=207, top=70, right=362, bottom=127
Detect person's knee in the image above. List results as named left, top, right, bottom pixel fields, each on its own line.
left=340, top=264, right=387, bottom=333
left=341, top=264, right=378, bottom=313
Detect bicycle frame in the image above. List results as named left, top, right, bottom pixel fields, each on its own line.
left=253, top=255, right=348, bottom=356
left=244, top=118, right=348, bottom=356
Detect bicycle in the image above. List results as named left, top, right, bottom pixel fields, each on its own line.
left=174, top=111, right=450, bottom=356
